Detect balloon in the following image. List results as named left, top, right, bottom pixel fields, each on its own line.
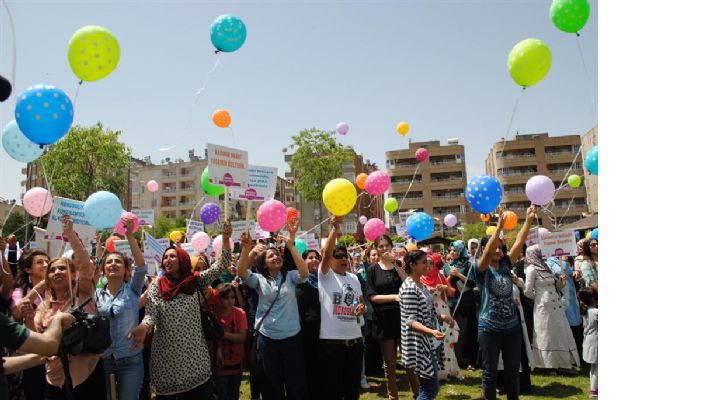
left=336, top=122, right=349, bottom=135
left=568, top=174, right=582, bottom=188
left=585, top=146, right=598, bottom=175
left=114, top=211, right=139, bottom=235
left=503, top=211, right=518, bottom=231
left=415, top=148, right=429, bottom=162
left=212, top=109, right=231, bottom=128
left=355, top=173, right=368, bottom=190
left=146, top=180, right=159, bottom=192
left=405, top=243, right=418, bottom=252
left=200, top=202, right=221, bottom=225
left=169, top=231, right=183, bottom=242
left=2, top=120, right=44, bottom=163
left=507, top=38, right=552, bottom=88
left=105, top=236, right=121, bottom=253
left=485, top=226, right=498, bottom=236
left=590, top=228, right=598, bottom=241
left=257, top=200, right=288, bottom=232
left=295, top=239, right=308, bottom=255
left=212, top=235, right=235, bottom=254
left=525, top=175, right=556, bottom=206
left=23, top=187, right=52, bottom=217
left=444, top=214, right=457, bottom=227
left=384, top=198, right=398, bottom=213
left=84, top=191, right=123, bottom=229
left=0, top=74, right=10, bottom=102
left=15, top=84, right=74, bottom=145
left=210, top=15, right=247, bottom=53
left=406, top=212, right=435, bottom=241
left=287, top=207, right=299, bottom=220
left=585, top=231, right=591, bottom=239
left=201, top=167, right=225, bottom=196
left=364, top=171, right=391, bottom=196
left=191, top=232, right=211, bottom=253
left=480, top=214, right=490, bottom=222
left=67, top=26, right=121, bottom=82
left=465, top=175, right=503, bottom=214
left=322, top=178, right=357, bottom=216
left=359, top=215, right=368, bottom=225
left=396, top=122, right=409, bottom=136
left=363, top=218, right=387, bottom=241
left=550, top=0, right=591, bottom=34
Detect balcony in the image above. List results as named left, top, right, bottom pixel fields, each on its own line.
left=162, top=187, right=177, bottom=193
left=179, top=186, right=196, bottom=193
left=497, top=153, right=535, bottom=160
left=163, top=171, right=177, bottom=178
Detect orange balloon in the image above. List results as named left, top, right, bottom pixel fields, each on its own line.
left=212, top=109, right=231, bottom=128
left=405, top=243, right=418, bottom=252
left=356, top=173, right=368, bottom=190
left=503, top=211, right=518, bottom=230
left=480, top=214, right=490, bottom=222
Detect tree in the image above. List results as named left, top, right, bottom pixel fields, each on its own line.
left=36, top=123, right=131, bottom=202
left=152, top=216, right=175, bottom=239
left=338, top=234, right=356, bottom=247
left=1, top=211, right=27, bottom=237
left=462, top=222, right=524, bottom=248
left=289, top=128, right=353, bottom=236
left=390, top=234, right=407, bottom=243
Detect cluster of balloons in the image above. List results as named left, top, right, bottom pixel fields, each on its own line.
left=257, top=200, right=288, bottom=232
left=322, top=179, right=357, bottom=217
left=525, top=175, right=556, bottom=206
left=465, top=175, right=503, bottom=214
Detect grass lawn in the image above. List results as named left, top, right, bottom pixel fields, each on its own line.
left=238, top=366, right=591, bottom=399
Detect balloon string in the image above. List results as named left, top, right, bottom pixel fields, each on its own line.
left=575, top=35, right=596, bottom=124
left=492, top=87, right=525, bottom=182
left=396, top=162, right=422, bottom=215
left=187, top=195, right=207, bottom=227
left=73, top=81, right=83, bottom=110
left=229, top=126, right=236, bottom=146
left=1, top=0, right=17, bottom=93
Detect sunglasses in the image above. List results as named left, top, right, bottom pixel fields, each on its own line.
left=333, top=254, right=348, bottom=260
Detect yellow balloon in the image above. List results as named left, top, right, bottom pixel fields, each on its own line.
left=507, top=38, right=552, bottom=88
left=485, top=226, right=498, bottom=236
left=397, top=122, right=409, bottom=136
left=169, top=231, right=183, bottom=242
left=322, top=178, right=357, bottom=216
left=68, top=26, right=121, bottom=82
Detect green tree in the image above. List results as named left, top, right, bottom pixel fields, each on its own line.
left=338, top=234, right=356, bottom=247
left=289, top=128, right=353, bottom=236
left=152, top=216, right=175, bottom=239
left=390, top=234, right=407, bottom=243
left=1, top=211, right=27, bottom=237
left=37, top=123, right=131, bottom=202
left=462, top=222, right=524, bottom=248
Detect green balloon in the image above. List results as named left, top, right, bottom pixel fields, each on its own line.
left=201, top=167, right=225, bottom=196
left=384, top=198, right=398, bottom=213
left=568, top=174, right=582, bottom=188
left=507, top=38, right=552, bottom=88
left=550, top=0, right=591, bottom=34
left=295, top=239, right=308, bottom=255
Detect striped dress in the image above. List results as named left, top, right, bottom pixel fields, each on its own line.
left=400, top=277, right=440, bottom=379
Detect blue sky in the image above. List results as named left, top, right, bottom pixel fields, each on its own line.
left=0, top=0, right=597, bottom=202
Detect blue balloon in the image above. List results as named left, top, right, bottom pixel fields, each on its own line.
left=210, top=15, right=247, bottom=53
left=585, top=146, right=598, bottom=175
left=84, top=191, right=123, bottom=229
left=406, top=212, right=435, bottom=241
left=14, top=84, right=73, bottom=145
left=590, top=228, right=598, bottom=241
left=465, top=175, right=503, bottom=214
left=2, top=120, right=44, bottom=162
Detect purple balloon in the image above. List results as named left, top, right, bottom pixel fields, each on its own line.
left=444, top=214, right=457, bottom=227
left=200, top=202, right=221, bottom=225
left=336, top=122, right=349, bottom=135
left=525, top=175, right=556, bottom=206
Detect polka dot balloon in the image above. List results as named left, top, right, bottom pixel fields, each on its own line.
left=84, top=191, right=123, bottom=229
left=2, top=120, right=43, bottom=163
left=364, top=171, right=391, bottom=196
left=210, top=15, right=248, bottom=53
left=200, top=202, right=222, bottom=225
left=550, top=0, right=590, bottom=34
left=507, top=38, right=552, bottom=88
left=406, top=212, right=435, bottom=241
left=465, top=175, right=503, bottom=214
left=363, top=218, right=387, bottom=241
left=22, top=187, right=52, bottom=217
left=67, top=26, right=121, bottom=82
left=14, top=84, right=74, bottom=145
left=257, top=200, right=288, bottom=232
left=415, top=148, right=429, bottom=163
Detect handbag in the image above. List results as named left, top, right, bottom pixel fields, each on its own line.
left=198, top=288, right=225, bottom=342
left=247, top=277, right=284, bottom=365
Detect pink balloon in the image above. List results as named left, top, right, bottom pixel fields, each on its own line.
left=525, top=175, right=556, bottom=206
left=444, top=214, right=457, bottom=227
left=212, top=235, right=234, bottom=255
left=257, top=200, right=288, bottom=232
left=336, top=122, right=349, bottom=135
left=364, top=171, right=391, bottom=196
left=114, top=211, right=140, bottom=235
left=146, top=180, right=159, bottom=193
left=23, top=187, right=52, bottom=217
left=363, top=218, right=387, bottom=241
left=191, top=231, right=211, bottom=253
left=415, top=148, right=429, bottom=162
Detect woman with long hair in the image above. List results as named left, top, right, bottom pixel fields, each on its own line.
left=128, top=220, right=233, bottom=400
left=443, top=240, right=478, bottom=371
left=579, top=239, right=598, bottom=290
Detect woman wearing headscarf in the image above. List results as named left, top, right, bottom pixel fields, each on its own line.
left=128, top=220, right=232, bottom=400
left=443, top=240, right=478, bottom=370
left=523, top=245, right=580, bottom=371
left=421, top=253, right=461, bottom=381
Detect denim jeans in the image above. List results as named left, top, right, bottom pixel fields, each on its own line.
left=416, top=354, right=440, bottom=400
left=103, top=353, right=144, bottom=400
left=478, top=328, right=521, bottom=400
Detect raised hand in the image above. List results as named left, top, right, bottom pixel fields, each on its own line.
left=526, top=204, right=537, bottom=219
left=61, top=214, right=74, bottom=235
left=495, top=207, right=506, bottom=230
left=222, top=219, right=233, bottom=239
left=240, top=232, right=252, bottom=253
left=122, top=216, right=135, bottom=237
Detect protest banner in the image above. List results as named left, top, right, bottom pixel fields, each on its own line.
left=132, top=209, right=155, bottom=226
left=305, top=233, right=318, bottom=250
left=233, top=165, right=278, bottom=201
left=143, top=232, right=168, bottom=271
left=526, top=228, right=542, bottom=247
left=539, top=230, right=577, bottom=258
left=231, top=220, right=257, bottom=241
left=113, top=240, right=132, bottom=257
left=185, top=219, right=205, bottom=242
left=45, top=197, right=97, bottom=244
left=206, top=143, right=249, bottom=189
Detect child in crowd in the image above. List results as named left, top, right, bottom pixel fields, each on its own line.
left=213, top=283, right=248, bottom=400
left=577, top=288, right=598, bottom=398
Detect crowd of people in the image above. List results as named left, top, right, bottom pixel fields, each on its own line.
left=1, top=204, right=599, bottom=400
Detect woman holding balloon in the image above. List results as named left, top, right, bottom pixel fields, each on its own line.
left=443, top=240, right=478, bottom=371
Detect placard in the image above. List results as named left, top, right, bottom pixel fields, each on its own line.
left=131, top=209, right=155, bottom=226
left=232, top=165, right=278, bottom=201
left=185, top=219, right=205, bottom=242
left=526, top=228, right=541, bottom=247
left=231, top=220, right=257, bottom=241
left=254, top=223, right=270, bottom=240
left=45, top=197, right=97, bottom=244
left=143, top=232, right=168, bottom=268
left=539, top=230, right=577, bottom=258
left=113, top=240, right=132, bottom=257
left=207, top=143, right=249, bottom=189
left=180, top=242, right=196, bottom=256
left=305, top=233, right=318, bottom=250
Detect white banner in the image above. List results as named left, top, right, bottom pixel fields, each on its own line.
left=45, top=197, right=97, bottom=245
left=231, top=220, right=257, bottom=241
left=143, top=232, right=168, bottom=273
left=539, top=230, right=577, bottom=258
left=305, top=233, right=318, bottom=250
left=232, top=165, right=278, bottom=201
left=113, top=240, right=132, bottom=258
left=132, top=209, right=155, bottom=227
left=185, top=219, right=205, bottom=242
left=526, top=228, right=541, bottom=247
left=207, top=143, right=249, bottom=189
left=180, top=242, right=197, bottom=256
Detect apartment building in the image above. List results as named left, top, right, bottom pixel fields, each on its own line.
left=484, top=132, right=589, bottom=227
left=581, top=126, right=598, bottom=214
left=385, top=139, right=471, bottom=237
